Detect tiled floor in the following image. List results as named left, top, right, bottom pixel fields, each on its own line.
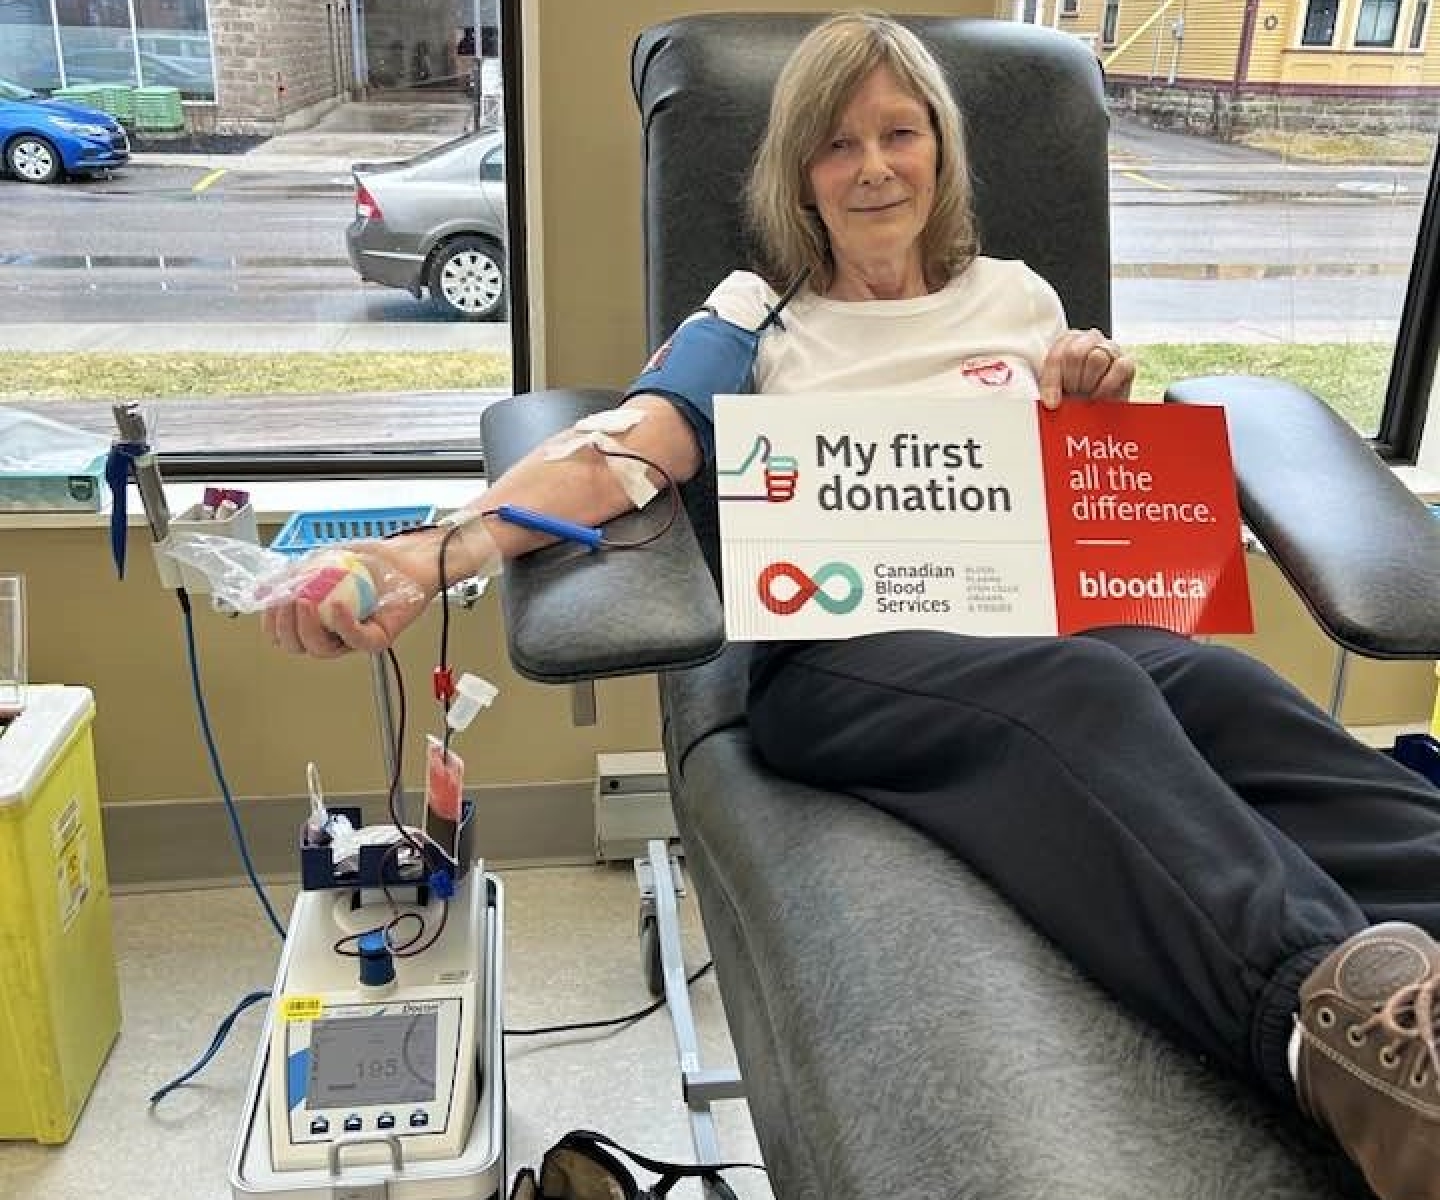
left=0, top=865, right=772, bottom=1200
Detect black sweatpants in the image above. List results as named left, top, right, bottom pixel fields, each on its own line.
left=747, top=626, right=1440, bottom=1101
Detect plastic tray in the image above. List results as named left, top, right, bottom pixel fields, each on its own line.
left=269, top=505, right=437, bottom=555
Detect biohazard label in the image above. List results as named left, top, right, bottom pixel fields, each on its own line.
left=53, top=796, right=90, bottom=933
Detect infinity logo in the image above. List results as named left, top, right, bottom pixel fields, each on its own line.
left=757, top=561, right=865, bottom=615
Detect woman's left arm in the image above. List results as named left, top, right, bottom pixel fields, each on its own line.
left=1036, top=327, right=1136, bottom=409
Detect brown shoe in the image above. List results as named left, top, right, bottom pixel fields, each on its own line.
left=1296, top=922, right=1440, bottom=1200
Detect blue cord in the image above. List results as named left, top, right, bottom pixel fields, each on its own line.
left=149, top=591, right=286, bottom=1109
left=179, top=590, right=286, bottom=938
left=148, top=989, right=271, bottom=1105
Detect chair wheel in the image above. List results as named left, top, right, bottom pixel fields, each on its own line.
left=639, top=914, right=663, bottom=997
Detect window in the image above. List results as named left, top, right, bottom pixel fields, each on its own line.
left=1355, top=0, right=1402, bottom=45
left=1302, top=0, right=1340, bottom=45
left=1062, top=0, right=1081, bottom=15
left=0, top=0, right=523, bottom=472
left=1102, top=1, right=1120, bottom=45
left=1410, top=0, right=1430, bottom=46
left=55, top=0, right=138, bottom=89
left=134, top=0, right=215, bottom=100
left=1108, top=5, right=1440, bottom=452
left=480, top=144, right=504, bottom=184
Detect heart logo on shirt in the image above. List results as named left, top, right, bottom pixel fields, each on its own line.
left=960, top=357, right=1013, bottom=386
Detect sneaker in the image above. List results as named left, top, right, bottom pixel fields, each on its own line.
left=1296, top=922, right=1440, bottom=1200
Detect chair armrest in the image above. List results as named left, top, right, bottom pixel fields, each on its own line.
left=478, top=389, right=724, bottom=683
left=1166, top=375, right=1440, bottom=658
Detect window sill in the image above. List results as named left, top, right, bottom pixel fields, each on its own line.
left=2, top=464, right=1436, bottom=535
left=0, top=477, right=486, bottom=532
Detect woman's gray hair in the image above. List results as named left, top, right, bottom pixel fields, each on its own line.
left=746, top=12, right=977, bottom=292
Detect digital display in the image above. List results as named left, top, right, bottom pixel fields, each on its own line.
left=307, top=1012, right=438, bottom=1107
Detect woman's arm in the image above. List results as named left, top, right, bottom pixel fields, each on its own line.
left=265, top=393, right=703, bottom=657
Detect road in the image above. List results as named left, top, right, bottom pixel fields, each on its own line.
left=0, top=164, right=445, bottom=327
left=0, top=115, right=1430, bottom=342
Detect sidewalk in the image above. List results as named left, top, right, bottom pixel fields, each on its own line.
left=131, top=96, right=476, bottom=175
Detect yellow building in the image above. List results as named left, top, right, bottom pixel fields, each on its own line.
left=1008, top=0, right=1440, bottom=134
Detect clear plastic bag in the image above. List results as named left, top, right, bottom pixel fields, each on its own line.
left=161, top=534, right=424, bottom=621
left=0, top=409, right=112, bottom=472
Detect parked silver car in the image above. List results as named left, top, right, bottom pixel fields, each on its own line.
left=345, top=130, right=508, bottom=321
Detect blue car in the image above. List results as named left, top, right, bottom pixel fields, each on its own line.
left=0, top=77, right=130, bottom=184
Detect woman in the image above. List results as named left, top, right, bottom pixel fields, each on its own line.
left=268, top=15, right=1440, bottom=1198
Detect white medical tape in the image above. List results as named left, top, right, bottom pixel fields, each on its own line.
left=544, top=409, right=658, bottom=509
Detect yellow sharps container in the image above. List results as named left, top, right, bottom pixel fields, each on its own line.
left=0, top=685, right=120, bottom=1143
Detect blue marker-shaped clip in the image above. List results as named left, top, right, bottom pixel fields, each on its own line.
left=495, top=504, right=604, bottom=550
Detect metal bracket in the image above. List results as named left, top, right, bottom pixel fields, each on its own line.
left=643, top=839, right=746, bottom=1196
left=570, top=680, right=597, bottom=726
left=634, top=848, right=687, bottom=912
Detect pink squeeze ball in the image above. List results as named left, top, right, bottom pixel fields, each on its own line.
left=296, top=554, right=377, bottom=629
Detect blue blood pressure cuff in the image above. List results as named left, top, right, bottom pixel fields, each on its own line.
left=625, top=313, right=761, bottom=465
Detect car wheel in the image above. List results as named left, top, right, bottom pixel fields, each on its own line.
left=428, top=237, right=506, bottom=321
left=5, top=135, right=62, bottom=184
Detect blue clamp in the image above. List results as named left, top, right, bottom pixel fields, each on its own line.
left=428, top=868, right=457, bottom=900
left=104, top=441, right=145, bottom=579
left=495, top=503, right=604, bottom=550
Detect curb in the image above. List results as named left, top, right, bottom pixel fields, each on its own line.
left=128, top=152, right=358, bottom=174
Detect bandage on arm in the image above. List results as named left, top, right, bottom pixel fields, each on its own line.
left=624, top=312, right=762, bottom=465
left=443, top=394, right=700, bottom=565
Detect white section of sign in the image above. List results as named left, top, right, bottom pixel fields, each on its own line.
left=714, top=394, right=1054, bottom=641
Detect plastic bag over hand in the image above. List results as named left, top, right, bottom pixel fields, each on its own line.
left=161, top=533, right=425, bottom=621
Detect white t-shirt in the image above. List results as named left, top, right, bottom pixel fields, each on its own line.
left=705, top=258, right=1067, bottom=403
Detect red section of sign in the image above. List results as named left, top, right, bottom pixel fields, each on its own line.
left=1038, top=401, right=1253, bottom=636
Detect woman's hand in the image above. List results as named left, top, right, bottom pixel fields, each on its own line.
left=1037, top=328, right=1136, bottom=410
left=261, top=517, right=507, bottom=659
left=262, top=534, right=440, bottom=658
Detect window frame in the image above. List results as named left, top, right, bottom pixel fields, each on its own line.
left=1102, top=0, right=1120, bottom=46
left=87, top=2, right=1440, bottom=477
left=163, top=0, right=529, bottom=481
left=1300, top=0, right=1341, bottom=46
left=1354, top=0, right=1403, bottom=46
left=1374, top=137, right=1440, bottom=463
left=1410, top=0, right=1430, bottom=47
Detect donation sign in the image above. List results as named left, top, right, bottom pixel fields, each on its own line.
left=712, top=394, right=1253, bottom=642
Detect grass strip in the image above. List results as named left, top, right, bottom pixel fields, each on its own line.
left=1130, top=343, right=1392, bottom=432
left=0, top=351, right=512, bottom=400
left=0, top=343, right=1393, bottom=433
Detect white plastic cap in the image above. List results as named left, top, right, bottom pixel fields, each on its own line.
left=446, top=672, right=500, bottom=732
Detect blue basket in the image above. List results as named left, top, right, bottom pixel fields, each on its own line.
left=269, top=506, right=438, bottom=555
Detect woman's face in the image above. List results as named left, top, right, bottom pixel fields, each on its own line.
left=806, top=65, right=938, bottom=281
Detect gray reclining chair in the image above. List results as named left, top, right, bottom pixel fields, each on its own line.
left=483, top=14, right=1440, bottom=1199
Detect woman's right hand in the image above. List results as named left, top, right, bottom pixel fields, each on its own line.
left=262, top=534, right=440, bottom=658
left=1037, top=328, right=1136, bottom=409
left=264, top=518, right=503, bottom=658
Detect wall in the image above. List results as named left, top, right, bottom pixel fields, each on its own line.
left=209, top=0, right=346, bottom=132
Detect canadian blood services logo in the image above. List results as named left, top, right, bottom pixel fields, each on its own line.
left=757, top=561, right=865, bottom=615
